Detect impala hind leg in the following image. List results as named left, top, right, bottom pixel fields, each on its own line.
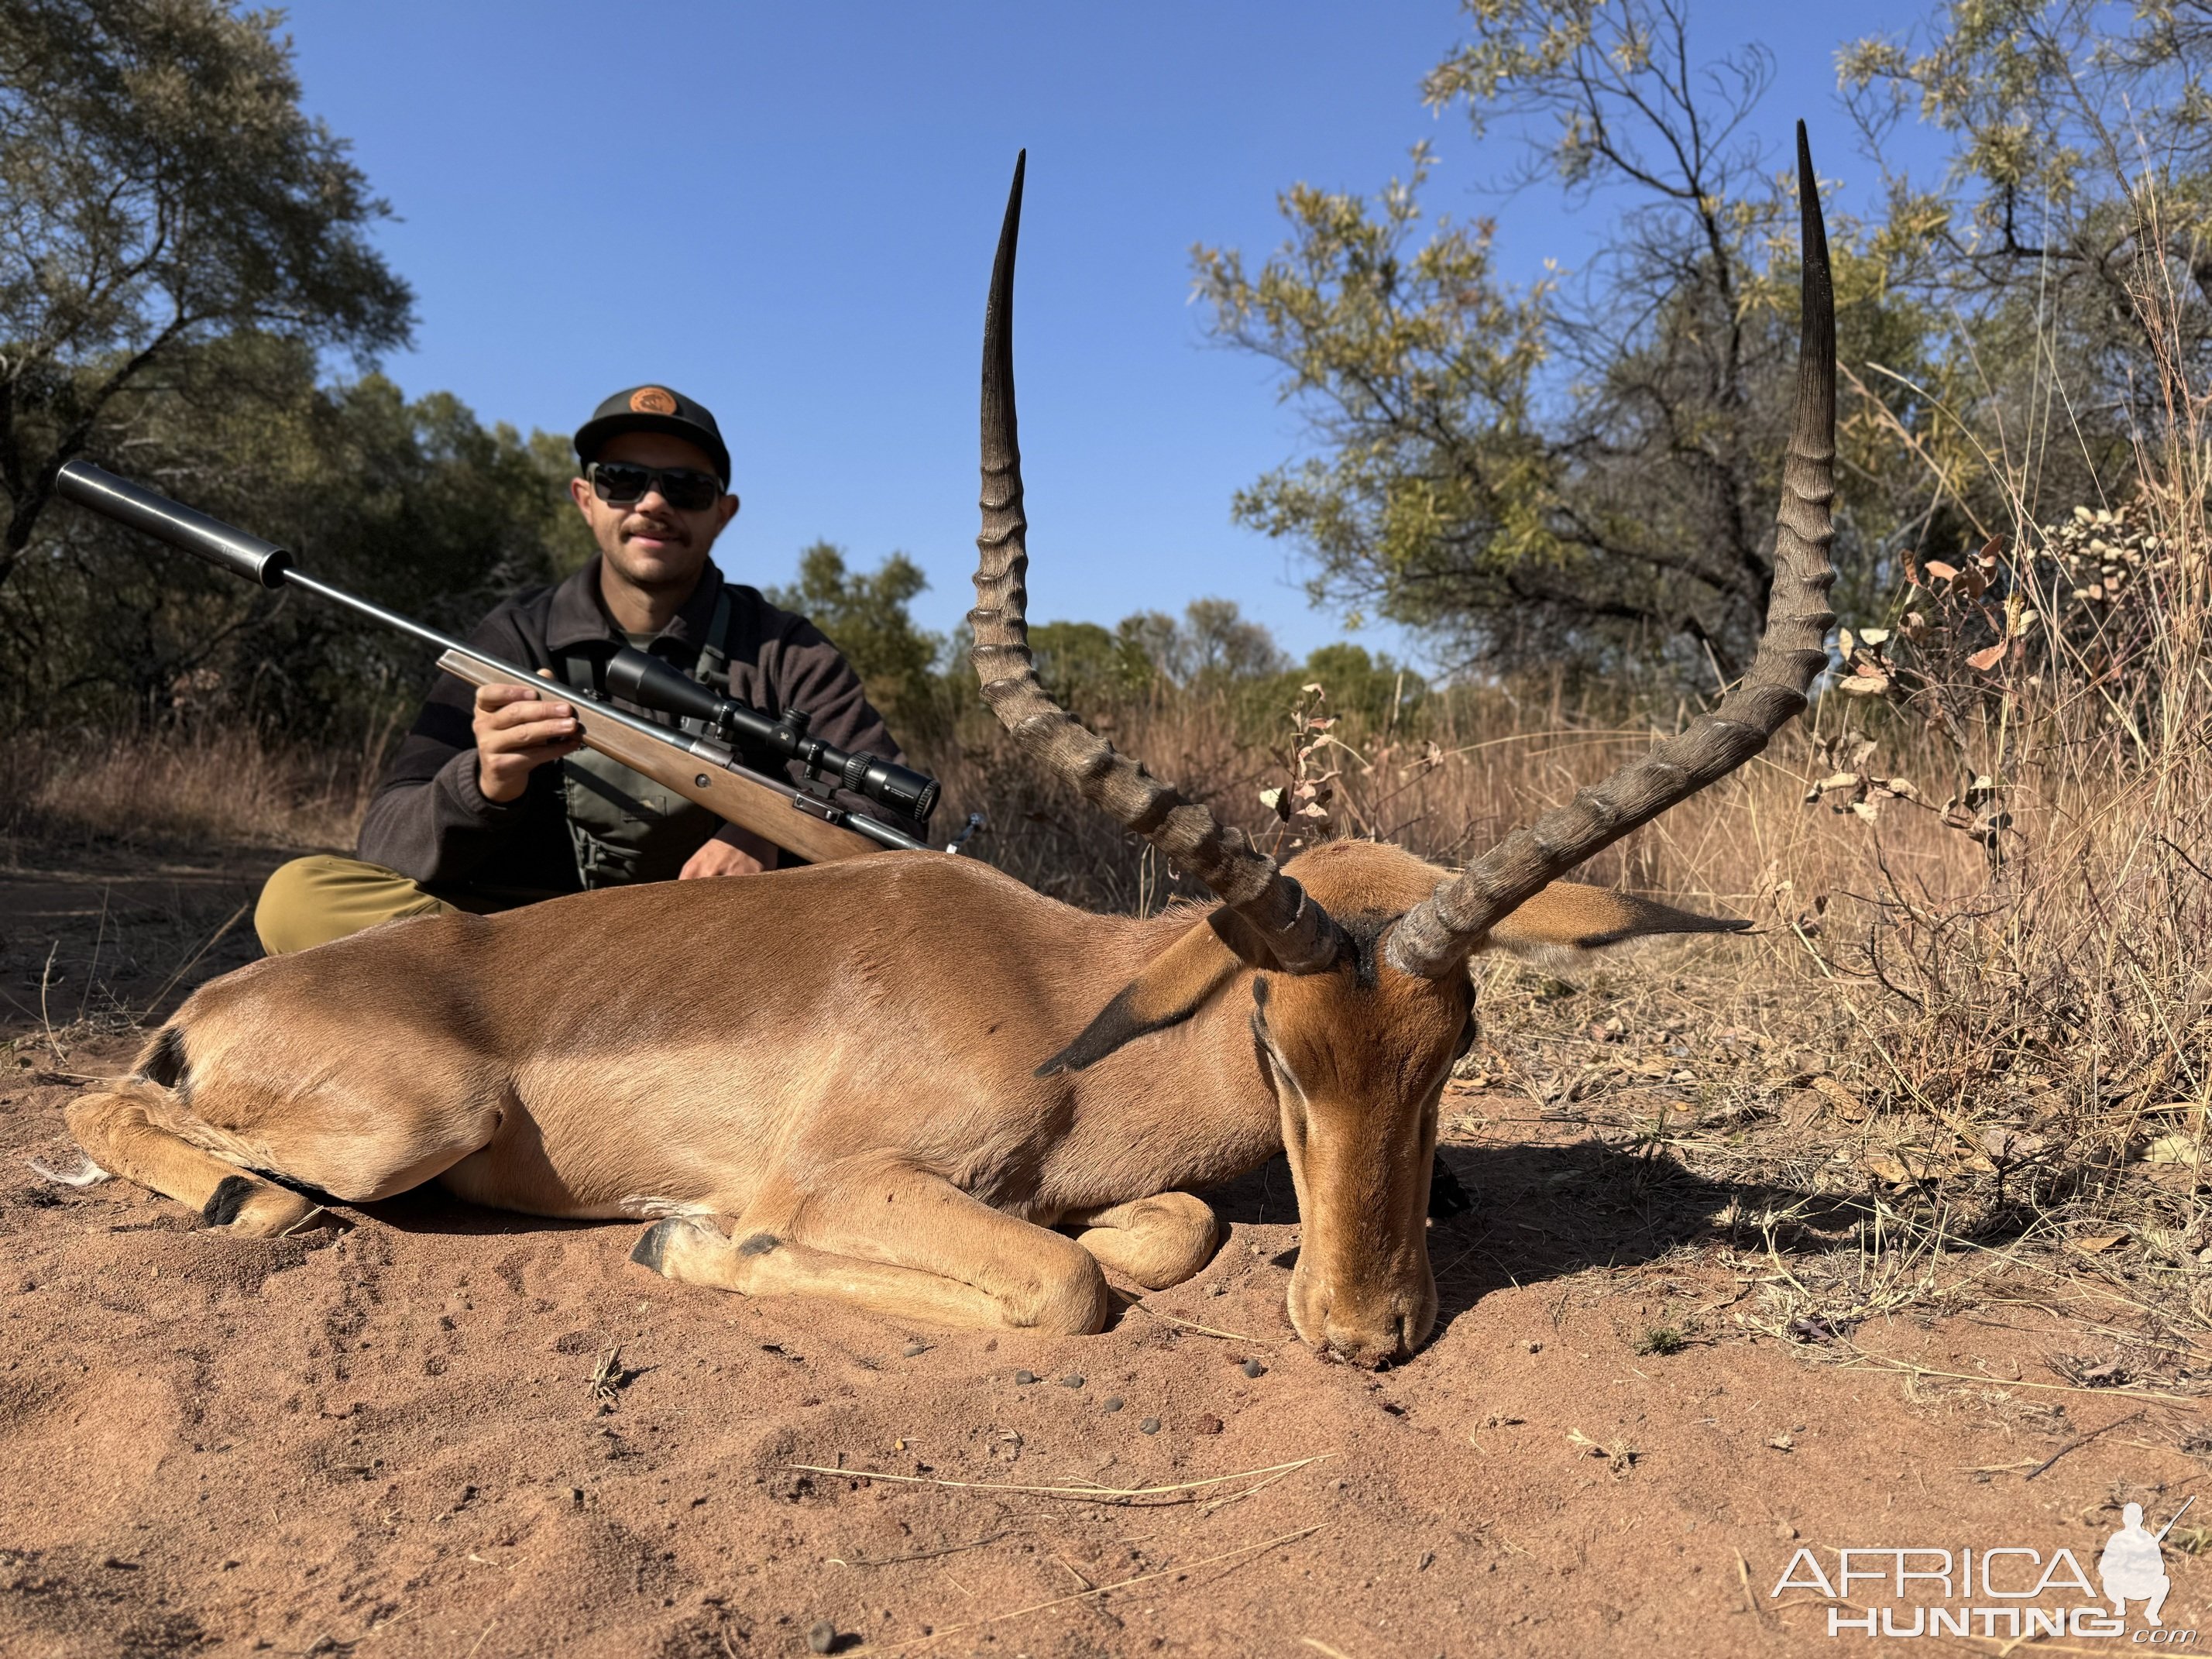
left=633, top=1167, right=1113, bottom=1335
left=67, top=1085, right=329, bottom=1237
left=1063, top=1193, right=1221, bottom=1290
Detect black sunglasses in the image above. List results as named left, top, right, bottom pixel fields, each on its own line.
left=586, top=461, right=723, bottom=513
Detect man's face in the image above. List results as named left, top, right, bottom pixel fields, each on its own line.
left=568, top=431, right=739, bottom=594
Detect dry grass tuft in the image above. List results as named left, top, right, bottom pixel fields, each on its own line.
left=1, top=723, right=380, bottom=864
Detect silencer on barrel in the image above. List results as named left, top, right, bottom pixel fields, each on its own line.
left=56, top=460, right=293, bottom=589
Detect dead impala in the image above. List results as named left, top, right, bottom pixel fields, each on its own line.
left=63, top=129, right=1835, bottom=1367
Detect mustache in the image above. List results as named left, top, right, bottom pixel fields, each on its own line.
left=619, top=514, right=689, bottom=544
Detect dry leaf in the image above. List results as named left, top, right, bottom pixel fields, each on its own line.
left=2069, top=1233, right=2130, bottom=1255
left=1809, top=1076, right=1870, bottom=1121
left=2145, top=1133, right=2203, bottom=1166
left=1966, top=642, right=2007, bottom=672
left=1837, top=673, right=1891, bottom=695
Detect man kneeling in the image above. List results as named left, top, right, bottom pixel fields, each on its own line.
left=256, top=385, right=915, bottom=953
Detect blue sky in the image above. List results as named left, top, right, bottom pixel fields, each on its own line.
left=280, top=1, right=1942, bottom=670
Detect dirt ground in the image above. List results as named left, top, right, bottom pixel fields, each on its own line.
left=2, top=851, right=2207, bottom=1657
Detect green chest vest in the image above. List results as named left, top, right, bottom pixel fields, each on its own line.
left=554, top=589, right=738, bottom=889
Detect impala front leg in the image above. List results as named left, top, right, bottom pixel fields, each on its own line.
left=633, top=1166, right=1112, bottom=1335
left=1062, top=1193, right=1221, bottom=1290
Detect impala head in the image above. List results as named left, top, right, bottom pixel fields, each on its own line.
left=971, top=132, right=1836, bottom=1367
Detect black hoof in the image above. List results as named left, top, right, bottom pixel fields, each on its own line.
left=201, top=1174, right=256, bottom=1227
left=630, top=1218, right=681, bottom=1274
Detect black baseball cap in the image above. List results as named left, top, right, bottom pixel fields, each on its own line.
left=574, top=385, right=731, bottom=488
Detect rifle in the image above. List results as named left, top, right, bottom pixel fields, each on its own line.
left=54, top=460, right=943, bottom=863
left=2155, top=1496, right=2196, bottom=1544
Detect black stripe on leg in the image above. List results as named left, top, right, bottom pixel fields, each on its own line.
left=202, top=1174, right=256, bottom=1227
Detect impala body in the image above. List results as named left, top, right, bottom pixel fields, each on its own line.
left=64, top=128, right=1837, bottom=1367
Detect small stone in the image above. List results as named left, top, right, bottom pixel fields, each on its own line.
left=1139, top=1417, right=1161, bottom=1434
left=1207, top=1283, right=1227, bottom=1297
left=1060, top=1373, right=1084, bottom=1389
left=902, top=1341, right=926, bottom=1357
left=1775, top=1521, right=1798, bottom=1540
left=1242, top=1358, right=1266, bottom=1379
left=807, top=1621, right=838, bottom=1654
left=1013, top=1369, right=1037, bottom=1385
left=1101, top=1396, right=1124, bottom=1413
left=1523, top=1340, right=1543, bottom=1354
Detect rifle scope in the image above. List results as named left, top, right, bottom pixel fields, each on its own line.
left=604, top=647, right=939, bottom=825
left=52, top=459, right=940, bottom=850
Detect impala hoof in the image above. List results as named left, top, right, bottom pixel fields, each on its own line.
left=631, top=1215, right=728, bottom=1280
left=630, top=1218, right=682, bottom=1274
left=201, top=1173, right=332, bottom=1238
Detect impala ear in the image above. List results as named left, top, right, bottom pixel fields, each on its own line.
left=1036, top=911, right=1260, bottom=1077
left=1483, top=881, right=1750, bottom=957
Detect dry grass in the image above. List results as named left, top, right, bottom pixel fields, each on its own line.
left=1, top=723, right=380, bottom=865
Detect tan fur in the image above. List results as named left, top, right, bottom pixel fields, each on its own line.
left=70, top=845, right=1740, bottom=1366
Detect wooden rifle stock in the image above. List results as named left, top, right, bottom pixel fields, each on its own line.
left=434, top=651, right=888, bottom=867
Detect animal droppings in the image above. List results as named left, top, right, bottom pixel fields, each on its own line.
left=807, top=1620, right=838, bottom=1654
left=1101, top=1396, right=1124, bottom=1412
left=1013, top=1369, right=1037, bottom=1384
left=1139, top=1417, right=1161, bottom=1434
left=1060, top=1373, right=1084, bottom=1389
left=1242, top=1358, right=1266, bottom=1379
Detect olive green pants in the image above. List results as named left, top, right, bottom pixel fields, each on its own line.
left=254, top=854, right=543, bottom=955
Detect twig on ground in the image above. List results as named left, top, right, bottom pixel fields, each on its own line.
left=1839, top=1349, right=2200, bottom=1404
left=38, top=942, right=64, bottom=1062
left=829, top=1528, right=1023, bottom=1568
left=2024, top=1408, right=2149, bottom=1479
left=1128, top=1301, right=1278, bottom=1345
left=786, top=1455, right=1333, bottom=1508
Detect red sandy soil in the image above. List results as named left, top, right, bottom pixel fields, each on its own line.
left=1, top=857, right=2207, bottom=1656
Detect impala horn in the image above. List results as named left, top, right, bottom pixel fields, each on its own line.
left=968, top=153, right=1339, bottom=973
left=1387, top=121, right=1839, bottom=979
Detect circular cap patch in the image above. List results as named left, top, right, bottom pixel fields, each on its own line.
left=629, top=386, right=678, bottom=414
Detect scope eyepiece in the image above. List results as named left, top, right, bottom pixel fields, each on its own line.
left=605, top=644, right=939, bottom=825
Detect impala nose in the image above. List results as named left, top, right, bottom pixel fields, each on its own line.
left=1318, top=1311, right=1413, bottom=1370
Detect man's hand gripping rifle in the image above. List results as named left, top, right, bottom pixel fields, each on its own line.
left=56, top=460, right=950, bottom=864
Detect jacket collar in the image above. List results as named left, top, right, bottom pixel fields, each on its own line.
left=544, top=555, right=726, bottom=654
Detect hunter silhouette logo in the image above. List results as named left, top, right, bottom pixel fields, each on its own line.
left=629, top=386, right=678, bottom=414
left=1772, top=1497, right=2197, bottom=1641
left=2104, top=1500, right=2190, bottom=1627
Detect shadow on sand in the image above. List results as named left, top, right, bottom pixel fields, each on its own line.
left=1201, top=1138, right=1862, bottom=1338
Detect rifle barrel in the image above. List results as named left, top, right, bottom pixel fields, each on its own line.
left=52, top=459, right=935, bottom=855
